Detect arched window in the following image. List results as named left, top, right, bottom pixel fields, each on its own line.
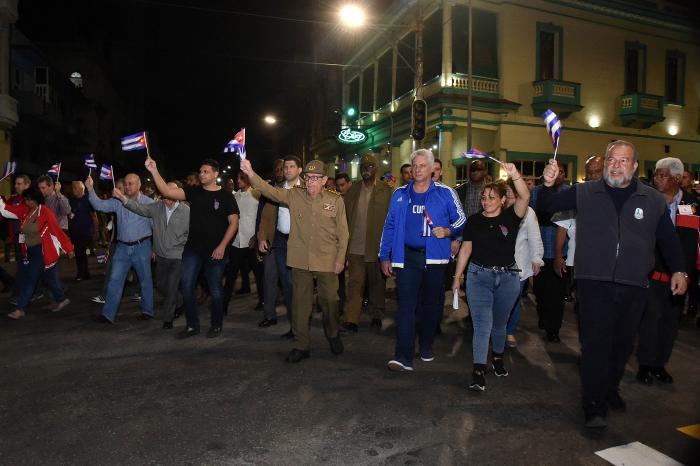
left=70, top=72, right=83, bottom=88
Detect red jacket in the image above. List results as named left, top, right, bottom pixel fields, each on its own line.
left=1, top=203, right=74, bottom=268
left=1, top=193, right=24, bottom=240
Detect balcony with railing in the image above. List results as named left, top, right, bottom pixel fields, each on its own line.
left=531, top=79, right=582, bottom=118
left=618, top=93, right=665, bottom=129
left=445, top=73, right=500, bottom=98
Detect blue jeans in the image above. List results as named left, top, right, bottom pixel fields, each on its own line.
left=102, top=240, right=154, bottom=322
left=394, top=248, right=447, bottom=368
left=17, top=245, right=66, bottom=310
left=466, top=263, right=520, bottom=364
left=506, top=280, right=528, bottom=336
left=181, top=247, right=228, bottom=329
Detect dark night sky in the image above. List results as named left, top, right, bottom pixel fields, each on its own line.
left=15, top=0, right=374, bottom=178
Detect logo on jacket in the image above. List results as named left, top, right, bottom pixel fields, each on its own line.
left=499, top=224, right=509, bottom=237
left=634, top=208, right=644, bottom=220
left=214, top=199, right=220, bottom=210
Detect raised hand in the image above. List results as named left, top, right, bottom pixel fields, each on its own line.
left=145, top=156, right=157, bottom=173
left=112, top=187, right=126, bottom=202
left=85, top=175, right=94, bottom=191
left=239, top=159, right=253, bottom=177
left=502, top=162, right=520, bottom=179
left=54, top=181, right=62, bottom=193
left=542, top=160, right=559, bottom=187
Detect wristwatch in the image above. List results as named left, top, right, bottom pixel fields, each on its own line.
left=673, top=272, right=689, bottom=279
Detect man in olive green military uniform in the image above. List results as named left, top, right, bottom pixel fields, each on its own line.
left=342, top=154, right=392, bottom=333
left=240, top=158, right=349, bottom=363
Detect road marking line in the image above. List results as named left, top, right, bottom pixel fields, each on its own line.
left=595, top=441, right=683, bottom=466
left=677, top=423, right=700, bottom=440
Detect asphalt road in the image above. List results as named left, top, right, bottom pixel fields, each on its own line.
left=1, top=257, right=699, bottom=465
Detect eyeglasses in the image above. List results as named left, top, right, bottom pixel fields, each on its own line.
left=653, top=172, right=671, bottom=179
left=304, top=175, right=324, bottom=182
left=605, top=157, right=632, bottom=167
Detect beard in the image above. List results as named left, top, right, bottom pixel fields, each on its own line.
left=603, top=166, right=634, bottom=188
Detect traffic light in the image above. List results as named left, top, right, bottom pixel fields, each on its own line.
left=411, top=99, right=427, bottom=140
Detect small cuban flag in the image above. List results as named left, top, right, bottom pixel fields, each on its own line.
left=84, top=154, right=97, bottom=168
left=542, top=109, right=562, bottom=156
left=0, top=160, right=16, bottom=181
left=461, top=147, right=489, bottom=159
left=121, top=131, right=148, bottom=152
left=96, top=250, right=110, bottom=264
left=224, top=128, right=246, bottom=160
left=48, top=162, right=61, bottom=177
left=99, top=164, right=114, bottom=180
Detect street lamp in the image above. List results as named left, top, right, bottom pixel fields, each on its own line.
left=339, top=4, right=366, bottom=28
left=263, top=115, right=277, bottom=125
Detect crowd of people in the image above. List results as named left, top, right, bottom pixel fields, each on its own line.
left=2, top=139, right=698, bottom=429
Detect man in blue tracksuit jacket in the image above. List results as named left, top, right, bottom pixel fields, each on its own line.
left=380, top=149, right=466, bottom=371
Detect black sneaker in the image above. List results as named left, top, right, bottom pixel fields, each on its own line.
left=636, top=365, right=654, bottom=385
left=370, top=318, right=382, bottom=328
left=652, top=366, right=674, bottom=384
left=583, top=402, right=608, bottom=429
left=162, top=321, right=173, bottom=330
left=492, top=358, right=509, bottom=377
left=469, top=370, right=486, bottom=391
left=329, top=335, right=344, bottom=355
left=207, top=326, right=222, bottom=338
left=340, top=322, right=358, bottom=334
left=177, top=327, right=200, bottom=339
left=546, top=331, right=561, bottom=343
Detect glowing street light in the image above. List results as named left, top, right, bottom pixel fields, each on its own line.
left=339, top=4, right=366, bottom=28
left=263, top=115, right=277, bottom=125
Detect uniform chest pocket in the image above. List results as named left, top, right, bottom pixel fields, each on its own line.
left=322, top=203, right=337, bottom=217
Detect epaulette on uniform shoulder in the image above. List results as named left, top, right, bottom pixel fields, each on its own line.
left=294, top=185, right=307, bottom=190
left=324, top=188, right=341, bottom=196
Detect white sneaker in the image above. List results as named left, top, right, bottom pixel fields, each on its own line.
left=91, top=295, right=106, bottom=304
left=387, top=360, right=413, bottom=372
left=7, top=309, right=25, bottom=320
left=52, top=299, right=70, bottom=312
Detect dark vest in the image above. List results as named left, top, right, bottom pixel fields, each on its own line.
left=575, top=179, right=666, bottom=287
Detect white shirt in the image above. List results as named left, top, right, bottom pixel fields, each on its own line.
left=164, top=201, right=179, bottom=225
left=554, top=218, right=576, bottom=267
left=514, top=207, right=545, bottom=280
left=233, top=188, right=259, bottom=248
left=276, top=179, right=300, bottom=234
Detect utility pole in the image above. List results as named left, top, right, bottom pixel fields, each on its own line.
left=412, top=4, right=424, bottom=151
left=467, top=0, right=473, bottom=153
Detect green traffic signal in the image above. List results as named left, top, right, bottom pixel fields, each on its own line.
left=346, top=107, right=357, bottom=117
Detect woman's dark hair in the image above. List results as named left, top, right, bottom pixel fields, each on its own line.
left=22, top=185, right=45, bottom=205
left=481, top=180, right=508, bottom=199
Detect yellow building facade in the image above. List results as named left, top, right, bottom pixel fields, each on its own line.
left=316, top=0, right=699, bottom=186
left=0, top=0, right=18, bottom=197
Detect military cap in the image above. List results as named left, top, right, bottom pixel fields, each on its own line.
left=361, top=154, right=378, bottom=166
left=304, top=160, right=327, bottom=176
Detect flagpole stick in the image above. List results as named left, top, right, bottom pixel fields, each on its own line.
left=88, top=167, right=91, bottom=178
left=553, top=144, right=559, bottom=161
left=145, top=131, right=151, bottom=159
left=488, top=156, right=505, bottom=166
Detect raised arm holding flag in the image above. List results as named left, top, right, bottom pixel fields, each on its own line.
left=542, top=109, right=562, bottom=160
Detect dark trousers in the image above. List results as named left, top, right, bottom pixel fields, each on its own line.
left=577, top=279, right=648, bottom=407
left=637, top=279, right=682, bottom=367
left=0, top=263, right=13, bottom=289
left=533, top=258, right=567, bottom=333
left=71, top=234, right=91, bottom=279
left=155, top=256, right=182, bottom=323
left=393, top=248, right=447, bottom=367
left=180, top=248, right=228, bottom=329
left=222, top=245, right=264, bottom=311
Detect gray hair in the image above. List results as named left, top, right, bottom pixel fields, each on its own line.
left=605, top=139, right=638, bottom=162
left=410, top=149, right=435, bottom=166
left=655, top=157, right=684, bottom=177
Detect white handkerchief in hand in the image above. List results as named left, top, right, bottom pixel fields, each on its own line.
left=452, top=289, right=460, bottom=310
